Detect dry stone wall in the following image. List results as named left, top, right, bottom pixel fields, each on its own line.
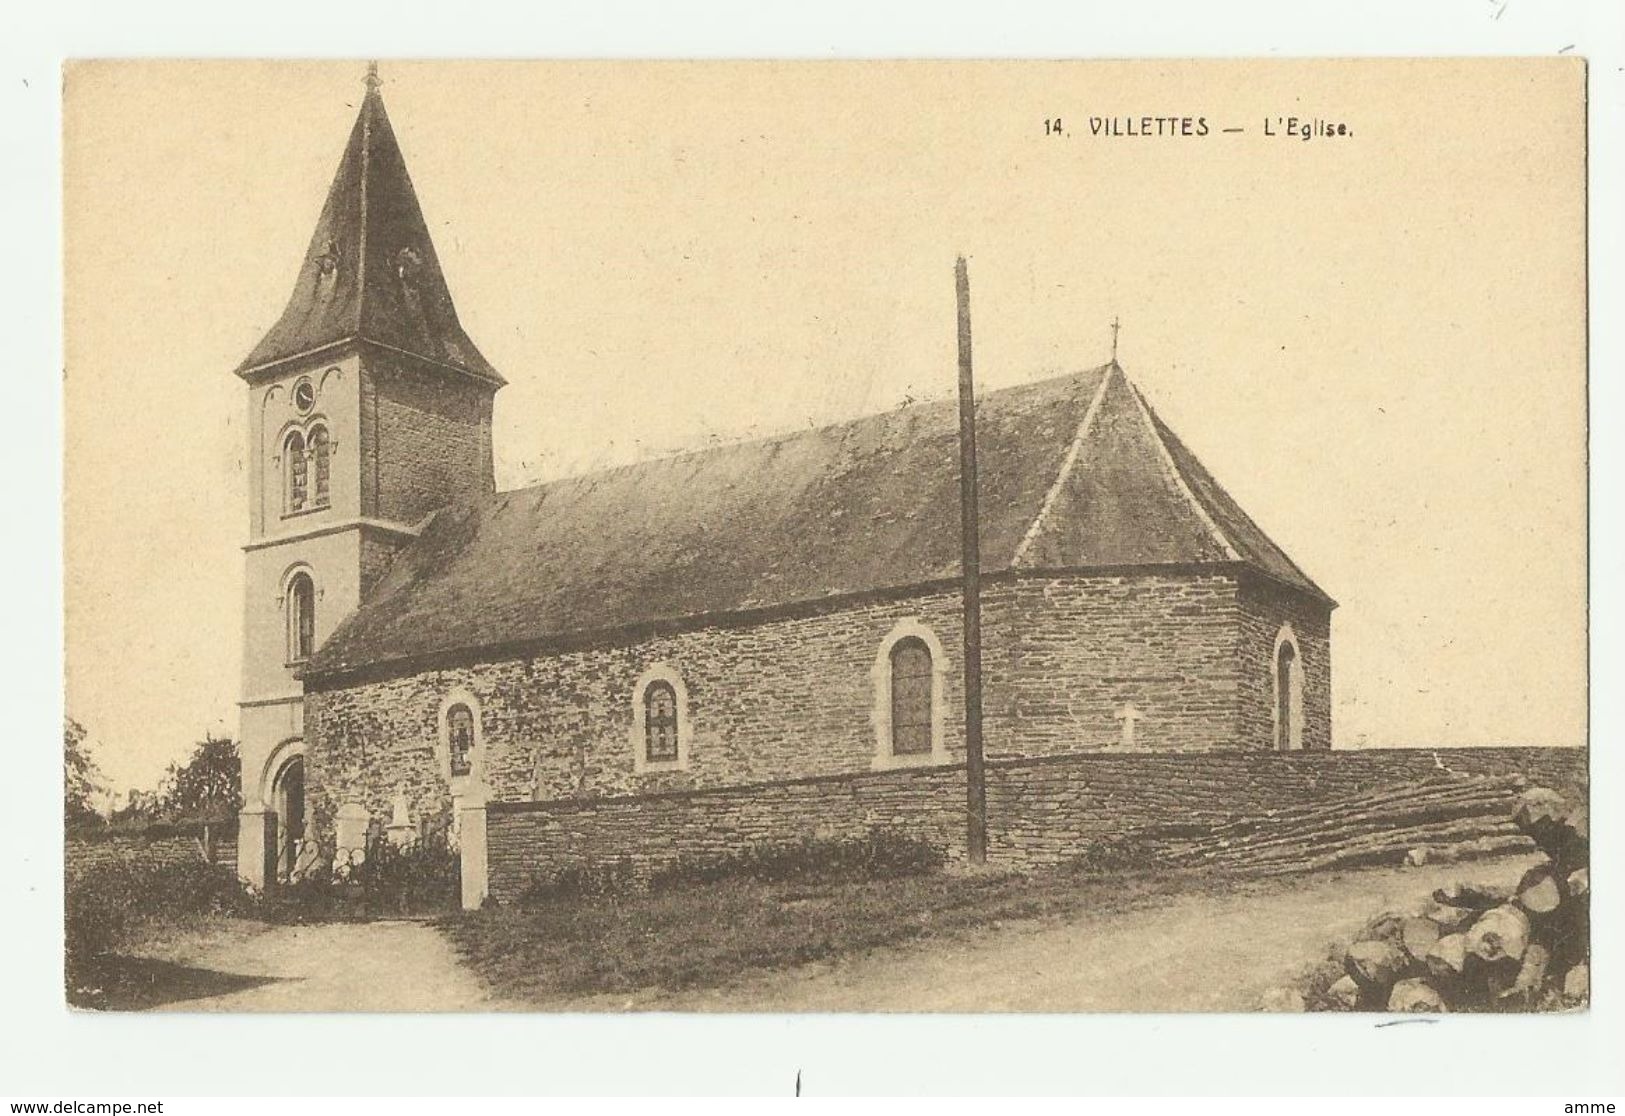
left=484, top=746, right=1586, bottom=901
left=65, top=827, right=236, bottom=882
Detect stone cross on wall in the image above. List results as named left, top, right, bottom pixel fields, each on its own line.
left=1114, top=703, right=1143, bottom=748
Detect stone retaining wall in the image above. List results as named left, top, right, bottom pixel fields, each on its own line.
left=65, top=826, right=236, bottom=882
left=484, top=746, right=1586, bottom=902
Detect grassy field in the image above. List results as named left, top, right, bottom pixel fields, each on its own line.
left=438, top=863, right=1278, bottom=1004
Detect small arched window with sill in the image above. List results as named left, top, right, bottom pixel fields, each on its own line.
left=631, top=666, right=690, bottom=773
left=446, top=703, right=475, bottom=777
left=888, top=637, right=934, bottom=757
left=872, top=620, right=948, bottom=769
left=643, top=681, right=679, bottom=764
left=287, top=572, right=315, bottom=663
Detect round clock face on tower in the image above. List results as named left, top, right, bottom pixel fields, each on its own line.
left=293, top=380, right=316, bottom=414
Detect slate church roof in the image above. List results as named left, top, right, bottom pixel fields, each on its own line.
left=307, top=362, right=1333, bottom=678
left=235, top=82, right=503, bottom=384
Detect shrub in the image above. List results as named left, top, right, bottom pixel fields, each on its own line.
left=511, top=829, right=944, bottom=906
left=517, top=859, right=637, bottom=906
left=1065, top=831, right=1169, bottom=876
left=65, top=858, right=252, bottom=965
left=353, top=824, right=460, bottom=915
left=259, top=812, right=462, bottom=919
left=648, top=828, right=944, bottom=892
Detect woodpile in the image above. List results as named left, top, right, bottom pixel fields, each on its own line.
left=1305, top=786, right=1589, bottom=1013
left=1160, top=773, right=1536, bottom=875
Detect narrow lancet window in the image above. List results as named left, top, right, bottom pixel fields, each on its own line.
left=285, top=431, right=308, bottom=512
left=288, top=572, right=315, bottom=662
left=447, top=703, right=475, bottom=777
left=644, top=681, right=679, bottom=763
left=1275, top=638, right=1299, bottom=751
left=309, top=425, right=331, bottom=507
left=889, top=637, right=933, bottom=756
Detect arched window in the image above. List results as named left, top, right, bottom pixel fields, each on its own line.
left=446, top=703, right=475, bottom=777
left=285, top=430, right=308, bottom=512
left=872, top=620, right=948, bottom=769
left=437, top=692, right=484, bottom=782
left=644, top=681, right=679, bottom=763
left=631, top=666, right=689, bottom=773
left=288, top=572, right=315, bottom=662
left=1274, top=628, right=1303, bottom=751
left=889, top=637, right=934, bottom=756
left=308, top=425, right=331, bottom=507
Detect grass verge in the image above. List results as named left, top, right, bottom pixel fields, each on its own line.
left=438, top=863, right=1276, bottom=1005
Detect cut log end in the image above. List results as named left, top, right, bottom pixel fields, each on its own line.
left=1466, top=905, right=1531, bottom=964
left=1325, top=974, right=1361, bottom=1011
left=1389, top=977, right=1448, bottom=1013
left=1516, top=865, right=1565, bottom=916
left=1424, top=932, right=1469, bottom=980
left=1346, top=937, right=1410, bottom=990
left=1563, top=963, right=1589, bottom=1002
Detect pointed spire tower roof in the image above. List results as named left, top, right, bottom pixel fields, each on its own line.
left=236, top=67, right=503, bottom=384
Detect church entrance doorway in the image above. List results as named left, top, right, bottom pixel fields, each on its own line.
left=273, top=755, right=306, bottom=882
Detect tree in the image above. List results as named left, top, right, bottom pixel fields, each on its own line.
left=110, top=788, right=160, bottom=827
left=158, top=733, right=242, bottom=822
left=64, top=718, right=106, bottom=830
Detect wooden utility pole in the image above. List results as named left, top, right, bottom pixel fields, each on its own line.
left=956, top=256, right=988, bottom=864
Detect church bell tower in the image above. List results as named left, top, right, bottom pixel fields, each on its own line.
left=235, top=67, right=503, bottom=889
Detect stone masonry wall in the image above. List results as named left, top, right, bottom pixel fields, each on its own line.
left=306, top=590, right=968, bottom=834
left=1237, top=574, right=1333, bottom=751
left=983, top=745, right=1583, bottom=866
left=487, top=764, right=967, bottom=901
left=982, top=573, right=1253, bottom=755
left=484, top=746, right=1587, bottom=900
left=65, top=827, right=238, bottom=883
left=361, top=358, right=495, bottom=527
left=304, top=571, right=1301, bottom=836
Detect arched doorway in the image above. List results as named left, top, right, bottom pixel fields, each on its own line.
left=272, top=755, right=306, bottom=881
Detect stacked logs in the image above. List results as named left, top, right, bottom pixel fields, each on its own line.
left=1160, top=774, right=1535, bottom=876
left=1317, top=786, right=1589, bottom=1013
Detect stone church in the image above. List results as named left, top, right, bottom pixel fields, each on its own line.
left=235, top=78, right=1334, bottom=895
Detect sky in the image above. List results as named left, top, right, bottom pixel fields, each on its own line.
left=62, top=59, right=1586, bottom=794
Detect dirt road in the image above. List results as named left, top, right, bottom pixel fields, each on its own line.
left=140, top=919, right=517, bottom=1013
left=568, top=855, right=1540, bottom=1012
left=122, top=855, right=1534, bottom=1012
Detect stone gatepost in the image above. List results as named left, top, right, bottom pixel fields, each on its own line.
left=237, top=806, right=275, bottom=890
left=459, top=785, right=489, bottom=910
